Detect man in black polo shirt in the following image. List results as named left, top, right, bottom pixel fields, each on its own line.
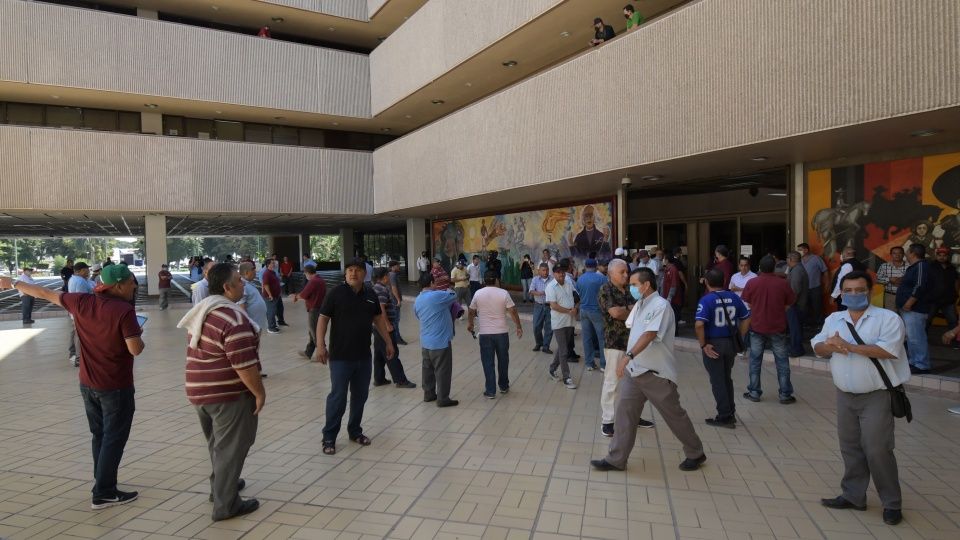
left=316, top=259, right=394, bottom=455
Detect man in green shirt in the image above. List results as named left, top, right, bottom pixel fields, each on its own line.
left=625, top=4, right=644, bottom=31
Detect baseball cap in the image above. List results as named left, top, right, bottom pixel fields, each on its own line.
left=100, top=263, right=132, bottom=285
left=614, top=247, right=625, bottom=256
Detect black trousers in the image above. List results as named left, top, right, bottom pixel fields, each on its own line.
left=702, top=338, right=737, bottom=420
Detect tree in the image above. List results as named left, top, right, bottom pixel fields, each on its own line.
left=310, top=235, right=342, bottom=261
left=166, top=237, right=203, bottom=265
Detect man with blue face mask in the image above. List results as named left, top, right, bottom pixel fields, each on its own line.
left=591, top=268, right=705, bottom=472
left=812, top=271, right=909, bottom=527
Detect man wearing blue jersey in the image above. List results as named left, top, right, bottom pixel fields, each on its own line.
left=695, top=269, right=751, bottom=428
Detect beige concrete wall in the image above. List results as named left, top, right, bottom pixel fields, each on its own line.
left=368, top=0, right=562, bottom=114
left=373, top=0, right=960, bottom=213
left=260, top=0, right=368, bottom=21
left=0, top=126, right=373, bottom=215
left=0, top=0, right=371, bottom=118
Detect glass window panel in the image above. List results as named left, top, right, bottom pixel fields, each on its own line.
left=272, top=126, right=299, bottom=146
left=46, top=106, right=83, bottom=128
left=244, top=123, right=271, bottom=143
left=185, top=118, right=214, bottom=139
left=117, top=112, right=141, bottom=133
left=323, top=130, right=349, bottom=149
left=82, top=109, right=117, bottom=131
left=163, top=115, right=184, bottom=136
left=214, top=120, right=243, bottom=141
left=299, top=128, right=325, bottom=148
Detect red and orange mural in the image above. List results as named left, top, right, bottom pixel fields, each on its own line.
left=806, top=151, right=960, bottom=303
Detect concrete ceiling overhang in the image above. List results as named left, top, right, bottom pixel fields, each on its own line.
left=380, top=107, right=960, bottom=220
left=2, top=1, right=686, bottom=135
left=83, top=0, right=428, bottom=49
left=0, top=212, right=404, bottom=237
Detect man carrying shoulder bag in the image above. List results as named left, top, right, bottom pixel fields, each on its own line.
left=812, top=271, right=911, bottom=527
left=695, top=269, right=751, bottom=429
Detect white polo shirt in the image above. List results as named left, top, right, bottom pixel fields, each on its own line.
left=625, top=293, right=678, bottom=384
left=811, top=305, right=910, bottom=394
left=545, top=278, right=575, bottom=329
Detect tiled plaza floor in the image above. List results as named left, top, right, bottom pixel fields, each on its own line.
left=0, top=300, right=959, bottom=540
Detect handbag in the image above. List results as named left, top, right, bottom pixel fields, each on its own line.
left=715, top=292, right=745, bottom=353
left=844, top=321, right=913, bottom=422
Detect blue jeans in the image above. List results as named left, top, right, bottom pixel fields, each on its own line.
left=901, top=310, right=930, bottom=370
left=787, top=305, right=805, bottom=356
left=479, top=333, right=510, bottom=395
left=580, top=309, right=606, bottom=368
left=532, top=303, right=553, bottom=350
left=80, top=385, right=135, bottom=498
left=521, top=278, right=532, bottom=301
left=322, top=359, right=372, bottom=442
left=746, top=332, right=793, bottom=399
left=264, top=296, right=278, bottom=330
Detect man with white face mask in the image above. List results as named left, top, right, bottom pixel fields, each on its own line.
left=591, top=268, right=705, bottom=472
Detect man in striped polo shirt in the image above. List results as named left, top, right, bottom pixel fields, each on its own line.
left=178, top=263, right=265, bottom=522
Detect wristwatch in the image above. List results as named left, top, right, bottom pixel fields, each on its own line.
left=626, top=351, right=635, bottom=359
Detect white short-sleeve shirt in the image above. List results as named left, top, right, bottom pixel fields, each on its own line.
left=469, top=286, right=515, bottom=335
left=545, top=279, right=575, bottom=329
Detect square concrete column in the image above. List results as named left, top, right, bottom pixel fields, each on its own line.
left=144, top=215, right=167, bottom=296
left=340, top=228, right=354, bottom=271
left=406, top=218, right=426, bottom=282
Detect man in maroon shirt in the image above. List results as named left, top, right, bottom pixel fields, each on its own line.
left=280, top=256, right=293, bottom=294
left=261, top=259, right=285, bottom=332
left=158, top=264, right=172, bottom=310
left=741, top=256, right=797, bottom=404
left=704, top=245, right=736, bottom=290
left=293, top=263, right=326, bottom=359
left=14, top=264, right=144, bottom=510
left=178, top=263, right=264, bottom=521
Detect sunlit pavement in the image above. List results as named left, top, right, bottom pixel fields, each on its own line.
left=0, top=300, right=958, bottom=539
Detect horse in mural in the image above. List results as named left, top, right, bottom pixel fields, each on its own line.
left=812, top=201, right=870, bottom=259
left=863, top=186, right=944, bottom=239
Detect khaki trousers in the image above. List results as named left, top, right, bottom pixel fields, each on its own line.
left=606, top=372, right=704, bottom=469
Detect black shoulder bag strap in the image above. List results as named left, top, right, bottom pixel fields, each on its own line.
left=844, top=320, right=913, bottom=422
left=717, top=292, right=744, bottom=352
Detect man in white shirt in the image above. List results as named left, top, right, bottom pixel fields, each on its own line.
left=875, top=247, right=907, bottom=311
left=812, top=270, right=908, bottom=527
left=729, top=256, right=757, bottom=300
left=631, top=249, right=660, bottom=275
left=67, top=262, right=94, bottom=367
left=468, top=270, right=522, bottom=398
left=17, top=267, right=36, bottom=324
left=539, top=249, right=556, bottom=273
left=545, top=264, right=578, bottom=389
left=466, top=254, right=482, bottom=302
left=192, top=260, right=215, bottom=304
left=591, top=268, right=705, bottom=472
left=416, top=252, right=430, bottom=278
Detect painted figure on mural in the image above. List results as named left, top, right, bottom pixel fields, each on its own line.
left=933, top=165, right=960, bottom=251
left=437, top=221, right=464, bottom=272
left=867, top=186, right=943, bottom=240
left=811, top=188, right=870, bottom=260
left=902, top=221, right=936, bottom=253
left=567, top=204, right=611, bottom=259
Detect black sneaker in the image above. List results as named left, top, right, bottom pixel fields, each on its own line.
left=483, top=392, right=496, bottom=399
left=678, top=455, right=707, bottom=471
left=705, top=417, right=736, bottom=429
left=213, top=498, right=260, bottom=521
left=209, top=479, right=246, bottom=502
left=532, top=345, right=542, bottom=351
left=372, top=379, right=392, bottom=387
left=541, top=348, right=553, bottom=354
left=278, top=322, right=289, bottom=327
left=548, top=368, right=559, bottom=381
left=742, top=392, right=761, bottom=402
left=396, top=381, right=417, bottom=389
left=91, top=490, right=138, bottom=510
left=638, top=419, right=655, bottom=429
left=600, top=423, right=614, bottom=437
left=779, top=396, right=797, bottom=404
left=883, top=508, right=902, bottom=525
left=437, top=399, right=459, bottom=407
left=500, top=387, right=509, bottom=394
left=423, top=395, right=438, bottom=403
left=590, top=459, right=622, bottom=471
left=820, top=496, right=866, bottom=511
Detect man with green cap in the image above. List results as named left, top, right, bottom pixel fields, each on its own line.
left=14, top=263, right=145, bottom=510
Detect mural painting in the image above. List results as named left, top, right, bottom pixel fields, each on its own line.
left=806, top=151, right=960, bottom=304
left=431, top=201, right=616, bottom=286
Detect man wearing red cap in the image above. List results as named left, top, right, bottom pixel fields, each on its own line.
left=14, top=264, right=144, bottom=510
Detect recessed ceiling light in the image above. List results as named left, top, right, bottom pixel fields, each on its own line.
left=144, top=103, right=158, bottom=109
left=273, top=116, right=284, bottom=120
left=404, top=114, right=412, bottom=119
left=464, top=82, right=472, bottom=87
left=271, top=16, right=284, bottom=22
left=640, top=175, right=662, bottom=181
left=750, top=156, right=768, bottom=161
left=50, top=95, right=59, bottom=99
left=381, top=128, right=391, bottom=133
left=331, top=122, right=339, bottom=126
left=431, top=99, right=445, bottom=105
left=502, top=60, right=518, bottom=67
left=214, top=110, right=222, bottom=114
left=327, top=26, right=335, bottom=31
left=560, top=31, right=570, bottom=37
left=210, top=5, right=219, bottom=10
left=910, top=128, right=942, bottom=137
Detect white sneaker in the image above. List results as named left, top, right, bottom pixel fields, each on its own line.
left=564, top=378, right=577, bottom=389
left=599, top=367, right=605, bottom=373
left=69, top=355, right=78, bottom=367
left=948, top=406, right=960, bottom=415
left=548, top=368, right=559, bottom=381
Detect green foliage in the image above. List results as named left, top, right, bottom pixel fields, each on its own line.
left=201, top=237, right=266, bottom=262
left=166, top=237, right=203, bottom=265
left=310, top=235, right=343, bottom=261
left=52, top=255, right=66, bottom=274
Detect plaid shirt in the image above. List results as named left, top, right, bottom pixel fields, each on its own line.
left=876, top=261, right=906, bottom=294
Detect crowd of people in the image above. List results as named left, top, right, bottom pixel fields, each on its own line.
left=11, top=233, right=958, bottom=526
